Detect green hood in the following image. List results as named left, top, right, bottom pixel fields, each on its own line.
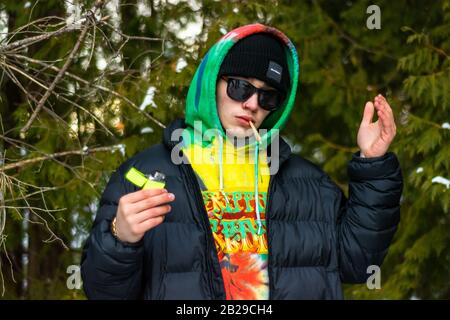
left=183, top=23, right=299, bottom=149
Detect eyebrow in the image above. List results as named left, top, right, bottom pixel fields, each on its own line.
left=247, top=78, right=274, bottom=90
left=260, top=84, right=275, bottom=90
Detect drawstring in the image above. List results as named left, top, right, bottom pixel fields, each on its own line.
left=218, top=134, right=230, bottom=207
left=254, top=141, right=263, bottom=235
left=218, top=134, right=224, bottom=191
left=218, top=132, right=262, bottom=235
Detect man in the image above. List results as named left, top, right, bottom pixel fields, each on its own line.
left=81, top=24, right=403, bottom=300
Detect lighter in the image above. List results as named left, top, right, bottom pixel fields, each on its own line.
left=125, top=167, right=166, bottom=189
left=144, top=171, right=166, bottom=189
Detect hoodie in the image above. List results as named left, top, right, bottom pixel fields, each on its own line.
left=180, top=24, right=299, bottom=300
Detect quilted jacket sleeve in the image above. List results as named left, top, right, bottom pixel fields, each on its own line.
left=330, top=152, right=403, bottom=283
left=80, top=164, right=145, bottom=299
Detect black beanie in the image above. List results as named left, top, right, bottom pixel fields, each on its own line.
left=218, top=33, right=290, bottom=96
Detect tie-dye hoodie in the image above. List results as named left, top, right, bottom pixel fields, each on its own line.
left=180, top=24, right=299, bottom=300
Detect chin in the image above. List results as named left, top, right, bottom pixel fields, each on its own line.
left=223, top=126, right=249, bottom=138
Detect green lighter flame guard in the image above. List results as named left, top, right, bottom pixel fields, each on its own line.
left=142, top=179, right=165, bottom=189
left=125, top=167, right=165, bottom=189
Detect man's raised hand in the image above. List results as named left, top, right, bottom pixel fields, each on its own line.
left=357, top=94, right=397, bottom=158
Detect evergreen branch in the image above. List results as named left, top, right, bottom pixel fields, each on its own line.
left=0, top=173, right=70, bottom=263
left=2, top=60, right=70, bottom=122
left=429, top=44, right=449, bottom=59
left=313, top=0, right=397, bottom=60
left=3, top=187, right=61, bottom=204
left=12, top=54, right=166, bottom=129
left=0, top=61, right=73, bottom=132
left=0, top=59, right=50, bottom=91
left=313, top=133, right=358, bottom=153
left=401, top=26, right=449, bottom=59
left=2, top=170, right=91, bottom=252
left=0, top=15, right=65, bottom=50
left=3, top=56, right=114, bottom=137
left=0, top=180, right=5, bottom=238
left=0, top=24, right=82, bottom=53
left=17, top=207, right=69, bottom=250
left=19, top=5, right=101, bottom=137
left=0, top=240, right=16, bottom=296
left=320, top=135, right=357, bottom=153
left=0, top=206, right=65, bottom=213
left=5, top=76, right=114, bottom=142
left=408, top=113, right=443, bottom=129
left=0, top=134, right=97, bottom=194
left=0, top=145, right=122, bottom=172
left=0, top=13, right=109, bottom=54
left=99, top=20, right=163, bottom=42
left=55, top=89, right=116, bottom=137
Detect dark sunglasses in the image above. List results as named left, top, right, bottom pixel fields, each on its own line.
left=223, top=77, right=284, bottom=111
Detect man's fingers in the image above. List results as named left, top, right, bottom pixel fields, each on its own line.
left=129, top=191, right=175, bottom=214
left=375, top=94, right=393, bottom=116
left=377, top=108, right=389, bottom=129
left=378, top=95, right=390, bottom=109
left=121, top=188, right=167, bottom=204
left=382, top=97, right=395, bottom=118
left=134, top=216, right=166, bottom=234
left=377, top=94, right=388, bottom=105
left=361, top=101, right=375, bottom=125
left=375, top=95, right=396, bottom=129
left=377, top=108, right=395, bottom=139
left=133, top=205, right=172, bottom=224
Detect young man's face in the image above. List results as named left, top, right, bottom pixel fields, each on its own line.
left=216, top=76, right=273, bottom=138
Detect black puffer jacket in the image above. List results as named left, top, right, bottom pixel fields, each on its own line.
left=80, top=119, right=403, bottom=300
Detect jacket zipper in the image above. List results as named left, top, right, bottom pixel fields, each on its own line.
left=180, top=162, right=223, bottom=299
left=266, top=174, right=276, bottom=300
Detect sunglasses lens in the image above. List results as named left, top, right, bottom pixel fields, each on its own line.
left=259, top=90, right=283, bottom=111
left=225, top=78, right=283, bottom=111
left=227, top=79, right=254, bottom=102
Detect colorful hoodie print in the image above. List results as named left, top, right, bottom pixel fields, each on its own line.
left=181, top=24, right=299, bottom=300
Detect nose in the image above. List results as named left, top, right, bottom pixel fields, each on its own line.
left=242, top=92, right=260, bottom=111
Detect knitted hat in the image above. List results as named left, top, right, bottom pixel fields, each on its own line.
left=218, top=33, right=290, bottom=96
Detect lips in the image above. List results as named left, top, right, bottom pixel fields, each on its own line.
left=236, top=115, right=254, bottom=123
left=235, top=116, right=253, bottom=127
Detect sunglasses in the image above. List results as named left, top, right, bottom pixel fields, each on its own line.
left=223, top=77, right=284, bottom=111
